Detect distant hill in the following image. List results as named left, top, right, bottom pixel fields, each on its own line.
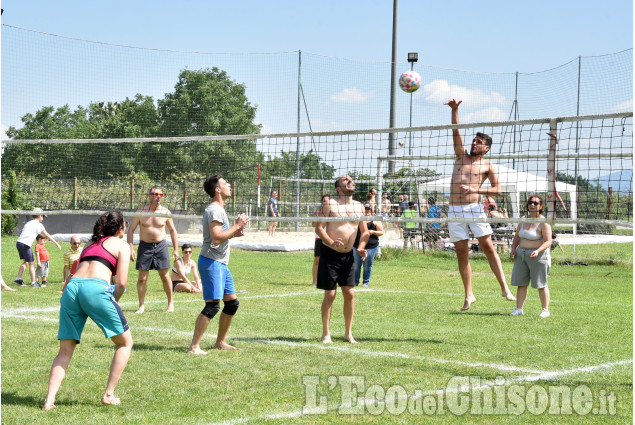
left=594, top=169, right=633, bottom=193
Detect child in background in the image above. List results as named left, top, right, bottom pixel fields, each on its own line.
left=34, top=234, right=51, bottom=287
left=14, top=208, right=61, bottom=287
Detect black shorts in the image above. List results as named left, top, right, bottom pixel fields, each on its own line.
left=16, top=242, right=34, bottom=262
left=136, top=240, right=171, bottom=271
left=172, top=280, right=185, bottom=291
left=316, top=244, right=355, bottom=290
left=314, top=239, right=322, bottom=257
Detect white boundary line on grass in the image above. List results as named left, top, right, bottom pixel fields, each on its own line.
left=0, top=291, right=323, bottom=315
left=3, top=286, right=629, bottom=316
left=3, top=311, right=629, bottom=379
left=202, top=358, right=633, bottom=425
left=370, top=289, right=633, bottom=307
left=2, top=310, right=632, bottom=424
left=0, top=311, right=543, bottom=374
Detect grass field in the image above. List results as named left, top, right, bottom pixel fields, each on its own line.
left=1, top=236, right=632, bottom=424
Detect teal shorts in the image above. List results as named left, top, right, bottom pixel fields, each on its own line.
left=58, top=278, right=129, bottom=343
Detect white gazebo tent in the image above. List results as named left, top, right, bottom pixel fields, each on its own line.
left=417, top=164, right=578, bottom=220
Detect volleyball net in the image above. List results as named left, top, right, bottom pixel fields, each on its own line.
left=1, top=113, right=632, bottom=236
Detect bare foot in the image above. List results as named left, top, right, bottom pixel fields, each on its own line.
left=43, top=402, right=56, bottom=411
left=321, top=336, right=333, bottom=344
left=187, top=347, right=208, bottom=355
left=344, top=336, right=358, bottom=344
left=165, top=304, right=174, bottom=313
left=213, top=342, right=239, bottom=350
left=460, top=296, right=477, bottom=311
left=101, top=394, right=121, bottom=406
left=503, top=291, right=516, bottom=301
left=135, top=305, right=145, bottom=314
left=2, top=287, right=17, bottom=292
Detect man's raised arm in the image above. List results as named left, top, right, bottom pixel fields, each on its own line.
left=445, top=99, right=465, bottom=158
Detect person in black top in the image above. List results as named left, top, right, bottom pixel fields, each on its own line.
left=353, top=203, right=384, bottom=288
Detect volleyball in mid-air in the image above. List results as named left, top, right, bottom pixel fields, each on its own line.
left=399, top=70, right=422, bottom=93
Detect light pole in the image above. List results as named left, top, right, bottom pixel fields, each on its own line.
left=407, top=52, right=418, bottom=157
left=388, top=0, right=399, bottom=175
left=407, top=52, right=418, bottom=198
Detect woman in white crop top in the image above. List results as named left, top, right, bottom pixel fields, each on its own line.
left=509, top=195, right=552, bottom=318
left=170, top=244, right=202, bottom=293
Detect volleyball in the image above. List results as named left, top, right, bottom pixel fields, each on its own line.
left=399, top=70, right=422, bottom=93
left=398, top=140, right=405, bottom=147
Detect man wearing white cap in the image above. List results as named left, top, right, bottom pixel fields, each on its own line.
left=14, top=208, right=61, bottom=287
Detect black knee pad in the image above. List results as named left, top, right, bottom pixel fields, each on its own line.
left=222, top=299, right=239, bottom=316
left=201, top=301, right=220, bottom=319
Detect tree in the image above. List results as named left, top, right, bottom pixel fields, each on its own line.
left=1, top=67, right=295, bottom=213
left=158, top=68, right=260, bottom=137
left=1, top=170, right=31, bottom=235
left=5, top=105, right=90, bottom=140
left=262, top=150, right=336, bottom=181
left=88, top=94, right=159, bottom=139
left=380, top=167, right=440, bottom=201
left=2, top=96, right=160, bottom=179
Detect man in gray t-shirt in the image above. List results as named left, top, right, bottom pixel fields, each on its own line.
left=201, top=203, right=231, bottom=265
left=188, top=174, right=249, bottom=355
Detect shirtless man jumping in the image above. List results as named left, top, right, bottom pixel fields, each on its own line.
left=315, top=175, right=369, bottom=344
left=445, top=99, right=515, bottom=311
left=127, top=186, right=179, bottom=313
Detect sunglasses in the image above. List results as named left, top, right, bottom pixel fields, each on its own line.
left=150, top=193, right=165, bottom=198
left=183, top=250, right=192, bottom=254
left=527, top=201, right=540, bottom=206
left=71, top=242, right=81, bottom=245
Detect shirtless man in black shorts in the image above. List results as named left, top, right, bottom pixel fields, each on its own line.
left=315, top=175, right=369, bottom=344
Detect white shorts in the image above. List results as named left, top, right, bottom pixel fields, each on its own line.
left=448, top=204, right=492, bottom=242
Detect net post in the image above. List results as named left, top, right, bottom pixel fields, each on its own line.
left=73, top=177, right=78, bottom=209
left=232, top=181, right=237, bottom=216
left=183, top=180, right=188, bottom=211
left=257, top=164, right=261, bottom=231
left=130, top=178, right=135, bottom=210
left=607, top=187, right=613, bottom=234
left=376, top=157, right=384, bottom=214
left=279, top=180, right=283, bottom=229
left=546, top=119, right=558, bottom=222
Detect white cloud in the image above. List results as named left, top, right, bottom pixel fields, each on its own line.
left=422, top=80, right=507, bottom=107
left=611, top=99, right=633, bottom=112
left=330, top=87, right=370, bottom=103
left=257, top=122, right=275, bottom=135
left=463, top=107, right=508, bottom=123
left=1, top=124, right=10, bottom=140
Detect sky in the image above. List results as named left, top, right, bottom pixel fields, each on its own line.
left=1, top=0, right=633, bottom=181
left=0, top=0, right=632, bottom=72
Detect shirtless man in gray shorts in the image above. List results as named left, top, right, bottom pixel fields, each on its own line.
left=127, top=186, right=179, bottom=313
left=445, top=99, right=515, bottom=311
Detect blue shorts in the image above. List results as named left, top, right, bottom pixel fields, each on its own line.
left=58, top=278, right=129, bottom=343
left=16, top=242, right=34, bottom=262
left=198, top=256, right=235, bottom=301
